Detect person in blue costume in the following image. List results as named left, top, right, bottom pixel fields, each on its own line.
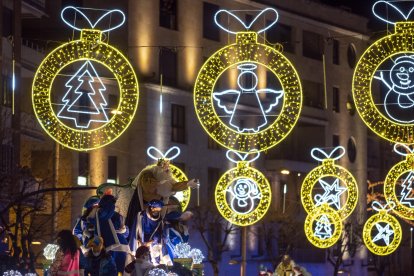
left=163, top=210, right=192, bottom=261
left=87, top=189, right=130, bottom=273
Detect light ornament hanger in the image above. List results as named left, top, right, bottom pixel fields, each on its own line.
left=146, top=146, right=191, bottom=211
left=363, top=201, right=402, bottom=256
left=352, top=0, right=414, bottom=144
left=383, top=143, right=414, bottom=220
left=193, top=8, right=302, bottom=153
left=215, top=150, right=271, bottom=226
left=32, top=6, right=139, bottom=151
left=301, top=146, right=359, bottom=220
left=304, top=204, right=343, bottom=249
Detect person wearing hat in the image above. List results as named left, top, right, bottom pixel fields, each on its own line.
left=84, top=236, right=117, bottom=276
left=164, top=210, right=192, bottom=260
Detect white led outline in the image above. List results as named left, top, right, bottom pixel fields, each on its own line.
left=61, top=6, right=126, bottom=32
left=56, top=60, right=109, bottom=129
left=225, top=150, right=260, bottom=164
left=310, top=146, right=346, bottom=162
left=314, top=178, right=347, bottom=210
left=394, top=143, right=414, bottom=157
left=226, top=178, right=262, bottom=215
left=400, top=171, right=414, bottom=207
left=146, top=146, right=181, bottom=161
left=313, top=214, right=333, bottom=240
left=372, top=0, right=414, bottom=25
left=213, top=62, right=284, bottom=133
left=214, top=8, right=279, bottom=34
left=372, top=200, right=396, bottom=213
left=372, top=222, right=395, bottom=246
left=374, top=55, right=414, bottom=123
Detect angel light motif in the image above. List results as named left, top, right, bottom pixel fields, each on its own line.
left=374, top=55, right=414, bottom=123
left=213, top=63, right=284, bottom=133
left=226, top=178, right=262, bottom=214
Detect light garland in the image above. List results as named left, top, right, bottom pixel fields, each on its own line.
left=301, top=147, right=358, bottom=220
left=352, top=1, right=414, bottom=144
left=215, top=151, right=271, bottom=226
left=363, top=201, right=402, bottom=256
left=193, top=8, right=302, bottom=153
left=190, top=248, right=205, bottom=264
left=32, top=7, right=139, bottom=151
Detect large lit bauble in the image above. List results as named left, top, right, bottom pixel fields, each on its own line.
left=32, top=29, right=139, bottom=151
left=352, top=22, right=414, bottom=143
left=194, top=32, right=302, bottom=153
left=304, top=204, right=342, bottom=248
left=363, top=211, right=402, bottom=256
left=215, top=161, right=271, bottom=226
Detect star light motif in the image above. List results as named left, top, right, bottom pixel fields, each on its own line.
left=314, top=178, right=347, bottom=210
left=372, top=223, right=394, bottom=246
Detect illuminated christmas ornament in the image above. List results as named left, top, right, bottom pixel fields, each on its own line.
left=363, top=201, right=402, bottom=256
left=32, top=6, right=139, bottom=151
left=215, top=151, right=271, bottom=226
left=147, top=146, right=191, bottom=211
left=301, top=146, right=358, bottom=220
left=194, top=8, right=302, bottom=153
left=304, top=204, right=342, bottom=248
left=352, top=1, right=414, bottom=143
left=43, top=243, right=59, bottom=261
left=384, top=144, right=414, bottom=220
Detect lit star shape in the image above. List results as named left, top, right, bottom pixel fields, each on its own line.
left=314, top=178, right=347, bottom=210
left=372, top=223, right=394, bottom=246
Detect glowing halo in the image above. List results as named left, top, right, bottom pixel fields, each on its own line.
left=304, top=204, right=342, bottom=248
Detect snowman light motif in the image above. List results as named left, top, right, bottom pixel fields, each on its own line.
left=213, top=63, right=283, bottom=133
left=226, top=178, right=262, bottom=214
left=374, top=55, right=414, bottom=123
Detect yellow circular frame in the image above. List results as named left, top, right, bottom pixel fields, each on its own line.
left=352, top=22, right=414, bottom=144
left=169, top=164, right=191, bottom=211
left=194, top=32, right=302, bottom=153
left=215, top=162, right=271, bottom=226
left=32, top=29, right=139, bottom=151
left=384, top=154, right=414, bottom=220
left=301, top=159, right=358, bottom=220
left=304, top=204, right=342, bottom=248
left=363, top=212, right=402, bottom=256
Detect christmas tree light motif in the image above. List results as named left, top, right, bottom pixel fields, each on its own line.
left=314, top=214, right=333, bottom=240
left=57, top=61, right=109, bottom=128
left=400, top=171, right=414, bottom=207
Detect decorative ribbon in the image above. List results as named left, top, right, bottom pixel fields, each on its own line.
left=372, top=200, right=396, bottom=212
left=214, top=8, right=279, bottom=34
left=147, top=146, right=181, bottom=161
left=61, top=6, right=126, bottom=32
left=226, top=150, right=260, bottom=164
left=394, top=143, right=414, bottom=156
left=310, top=146, right=345, bottom=162
left=372, top=0, right=414, bottom=25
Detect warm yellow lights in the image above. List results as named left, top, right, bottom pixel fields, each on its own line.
left=304, top=204, right=342, bottom=248
left=169, top=164, right=191, bottom=211
left=215, top=161, right=271, bottom=226
left=32, top=29, right=139, bottom=151
left=193, top=32, right=302, bottom=153
left=352, top=22, right=414, bottom=144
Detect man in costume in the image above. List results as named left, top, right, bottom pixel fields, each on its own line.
left=163, top=210, right=192, bottom=261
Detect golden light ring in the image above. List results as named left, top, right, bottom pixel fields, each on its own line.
left=32, top=30, right=139, bottom=151
left=301, top=160, right=358, bottom=219
left=384, top=154, right=414, bottom=220
left=169, top=164, right=191, bottom=211
left=352, top=22, right=414, bottom=144
left=194, top=32, right=302, bottom=153
left=363, top=212, right=402, bottom=256
left=214, top=162, right=271, bottom=226
left=304, top=204, right=342, bottom=248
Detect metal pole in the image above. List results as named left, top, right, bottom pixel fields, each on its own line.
left=241, top=227, right=247, bottom=276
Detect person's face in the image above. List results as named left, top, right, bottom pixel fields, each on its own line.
left=149, top=207, right=162, bottom=218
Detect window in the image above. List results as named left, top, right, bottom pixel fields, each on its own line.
left=332, top=87, right=340, bottom=113
left=303, top=30, right=324, bottom=60
left=303, top=80, right=324, bottom=109
left=347, top=43, right=357, bottom=69
left=171, top=104, right=186, bottom=143
left=0, top=144, right=13, bottom=174
left=347, top=137, right=357, bottom=163
left=1, top=75, right=12, bottom=107
left=159, top=47, right=177, bottom=86
left=159, top=0, right=177, bottom=30
left=208, top=222, right=222, bottom=260
left=207, top=167, right=220, bottom=199
left=266, top=22, right=294, bottom=53
left=3, top=8, right=12, bottom=37
left=107, top=156, right=117, bottom=183
left=203, top=2, right=220, bottom=41
left=332, top=134, right=340, bottom=148
left=78, top=152, right=89, bottom=186
left=207, top=136, right=220, bottom=150
left=332, top=39, right=340, bottom=65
